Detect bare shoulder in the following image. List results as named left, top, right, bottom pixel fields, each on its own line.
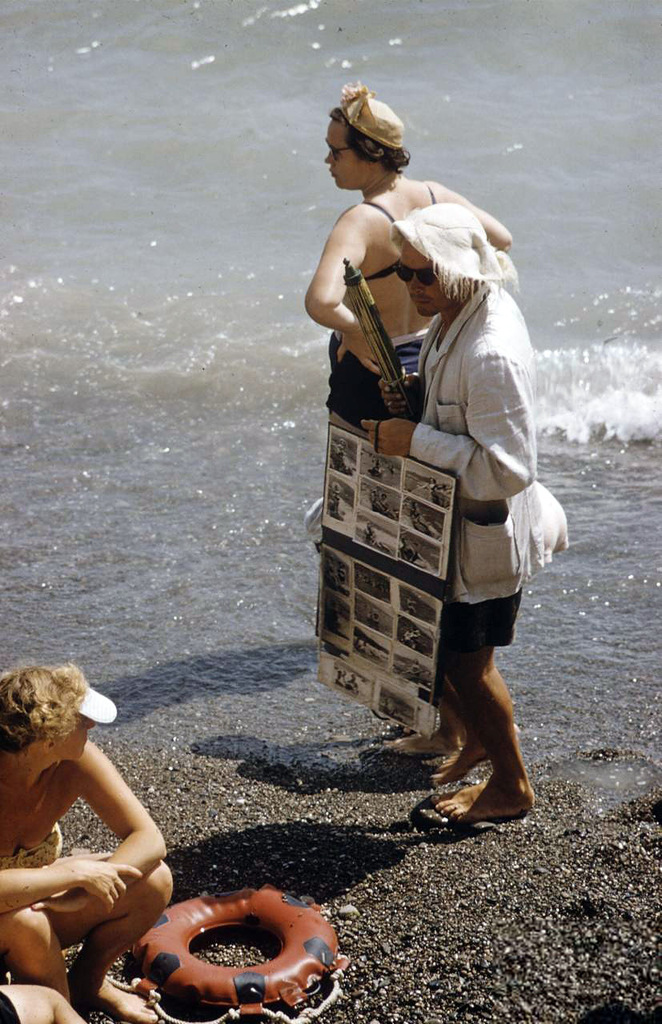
left=424, top=179, right=462, bottom=202
left=333, top=203, right=379, bottom=233
left=67, top=740, right=121, bottom=791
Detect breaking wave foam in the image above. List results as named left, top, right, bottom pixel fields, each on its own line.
left=536, top=342, right=662, bottom=444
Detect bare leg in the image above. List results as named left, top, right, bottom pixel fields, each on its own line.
left=1, top=985, right=86, bottom=1024
left=430, top=730, right=487, bottom=785
left=51, top=861, right=172, bottom=1024
left=433, top=647, right=534, bottom=823
left=430, top=723, right=523, bottom=787
left=0, top=907, right=69, bottom=998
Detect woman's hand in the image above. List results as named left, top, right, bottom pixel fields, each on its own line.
left=337, top=331, right=380, bottom=374
left=33, top=858, right=142, bottom=912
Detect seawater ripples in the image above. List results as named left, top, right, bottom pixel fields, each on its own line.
left=3, top=272, right=660, bottom=448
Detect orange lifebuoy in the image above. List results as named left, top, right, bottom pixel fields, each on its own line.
left=132, top=885, right=349, bottom=1016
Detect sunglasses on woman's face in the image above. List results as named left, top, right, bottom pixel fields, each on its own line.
left=395, top=263, right=437, bottom=286
left=327, top=143, right=351, bottom=160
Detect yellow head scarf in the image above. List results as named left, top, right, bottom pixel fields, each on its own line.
left=340, top=82, right=404, bottom=150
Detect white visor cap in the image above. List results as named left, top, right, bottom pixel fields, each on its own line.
left=79, top=686, right=117, bottom=724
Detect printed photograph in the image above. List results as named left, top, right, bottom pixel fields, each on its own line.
left=352, top=625, right=390, bottom=667
left=376, top=683, right=416, bottom=728
left=398, top=528, right=441, bottom=575
left=404, top=464, right=454, bottom=510
left=324, top=472, right=355, bottom=527
left=358, top=478, right=401, bottom=522
left=319, top=653, right=374, bottom=704
left=321, top=591, right=351, bottom=645
left=396, top=614, right=436, bottom=658
left=398, top=583, right=439, bottom=625
left=328, top=428, right=358, bottom=478
left=356, top=510, right=398, bottom=556
left=393, top=650, right=435, bottom=689
left=322, top=549, right=351, bottom=597
left=359, top=444, right=402, bottom=487
left=354, top=592, right=394, bottom=638
left=354, top=561, right=391, bottom=603
left=401, top=495, right=447, bottom=540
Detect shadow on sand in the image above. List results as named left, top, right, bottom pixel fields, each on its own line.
left=189, top=732, right=438, bottom=796
left=166, top=819, right=477, bottom=906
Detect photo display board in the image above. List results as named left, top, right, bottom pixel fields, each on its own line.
left=318, top=424, right=457, bottom=737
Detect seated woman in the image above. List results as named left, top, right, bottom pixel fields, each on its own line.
left=0, top=985, right=86, bottom=1024
left=0, top=664, right=172, bottom=1024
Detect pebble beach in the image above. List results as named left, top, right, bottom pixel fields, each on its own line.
left=68, top=737, right=660, bottom=1024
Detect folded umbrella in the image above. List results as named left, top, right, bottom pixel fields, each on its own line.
left=343, top=258, right=415, bottom=419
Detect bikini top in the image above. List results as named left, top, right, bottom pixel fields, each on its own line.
left=0, top=821, right=63, bottom=870
left=363, top=186, right=437, bottom=281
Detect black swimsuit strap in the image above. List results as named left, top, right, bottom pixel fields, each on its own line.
left=365, top=262, right=399, bottom=281
left=362, top=191, right=434, bottom=280
left=362, top=200, right=396, bottom=223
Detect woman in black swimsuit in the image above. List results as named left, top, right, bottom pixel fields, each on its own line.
left=306, top=82, right=512, bottom=430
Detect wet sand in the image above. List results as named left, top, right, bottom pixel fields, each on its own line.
left=70, top=738, right=659, bottom=1024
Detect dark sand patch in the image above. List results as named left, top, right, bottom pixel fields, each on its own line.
left=66, top=739, right=659, bottom=1024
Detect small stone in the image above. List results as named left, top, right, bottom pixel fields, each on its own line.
left=339, top=904, right=360, bottom=918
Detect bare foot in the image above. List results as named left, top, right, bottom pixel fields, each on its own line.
left=433, top=776, right=534, bottom=825
left=75, top=979, right=158, bottom=1024
left=430, top=743, right=487, bottom=785
left=384, top=730, right=462, bottom=757
left=431, top=724, right=520, bottom=785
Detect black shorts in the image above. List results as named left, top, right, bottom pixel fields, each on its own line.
left=440, top=590, right=522, bottom=654
left=326, top=332, right=422, bottom=428
left=0, top=993, right=20, bottom=1024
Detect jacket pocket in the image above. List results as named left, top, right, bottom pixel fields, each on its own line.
left=460, top=514, right=521, bottom=588
left=435, top=402, right=466, bottom=435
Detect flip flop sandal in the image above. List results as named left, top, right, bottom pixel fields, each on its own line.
left=410, top=795, right=504, bottom=834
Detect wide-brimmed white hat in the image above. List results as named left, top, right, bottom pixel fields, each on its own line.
left=391, top=202, right=518, bottom=300
left=79, top=686, right=117, bottom=724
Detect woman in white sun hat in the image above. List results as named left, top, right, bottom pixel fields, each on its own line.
left=0, top=664, right=172, bottom=1024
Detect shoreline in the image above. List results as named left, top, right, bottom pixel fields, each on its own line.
left=67, top=737, right=659, bottom=1024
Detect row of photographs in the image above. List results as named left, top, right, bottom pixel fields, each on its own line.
left=324, top=426, right=455, bottom=580
left=319, top=651, right=438, bottom=737
left=321, top=548, right=443, bottom=695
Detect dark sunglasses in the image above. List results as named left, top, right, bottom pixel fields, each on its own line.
left=395, top=262, right=437, bottom=286
left=327, top=144, right=351, bottom=160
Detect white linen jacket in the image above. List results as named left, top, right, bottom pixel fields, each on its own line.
left=409, top=286, right=545, bottom=603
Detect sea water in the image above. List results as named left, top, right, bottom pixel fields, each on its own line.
left=1, top=0, right=660, bottom=777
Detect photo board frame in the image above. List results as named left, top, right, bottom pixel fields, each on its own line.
left=317, top=423, right=457, bottom=737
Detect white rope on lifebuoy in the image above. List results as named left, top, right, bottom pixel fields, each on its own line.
left=108, top=970, right=345, bottom=1024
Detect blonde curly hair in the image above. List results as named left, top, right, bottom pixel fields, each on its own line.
left=0, top=663, right=88, bottom=752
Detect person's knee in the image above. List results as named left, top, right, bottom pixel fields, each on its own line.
left=444, top=647, right=495, bottom=688
left=140, top=860, right=173, bottom=910
left=1, top=907, right=53, bottom=961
